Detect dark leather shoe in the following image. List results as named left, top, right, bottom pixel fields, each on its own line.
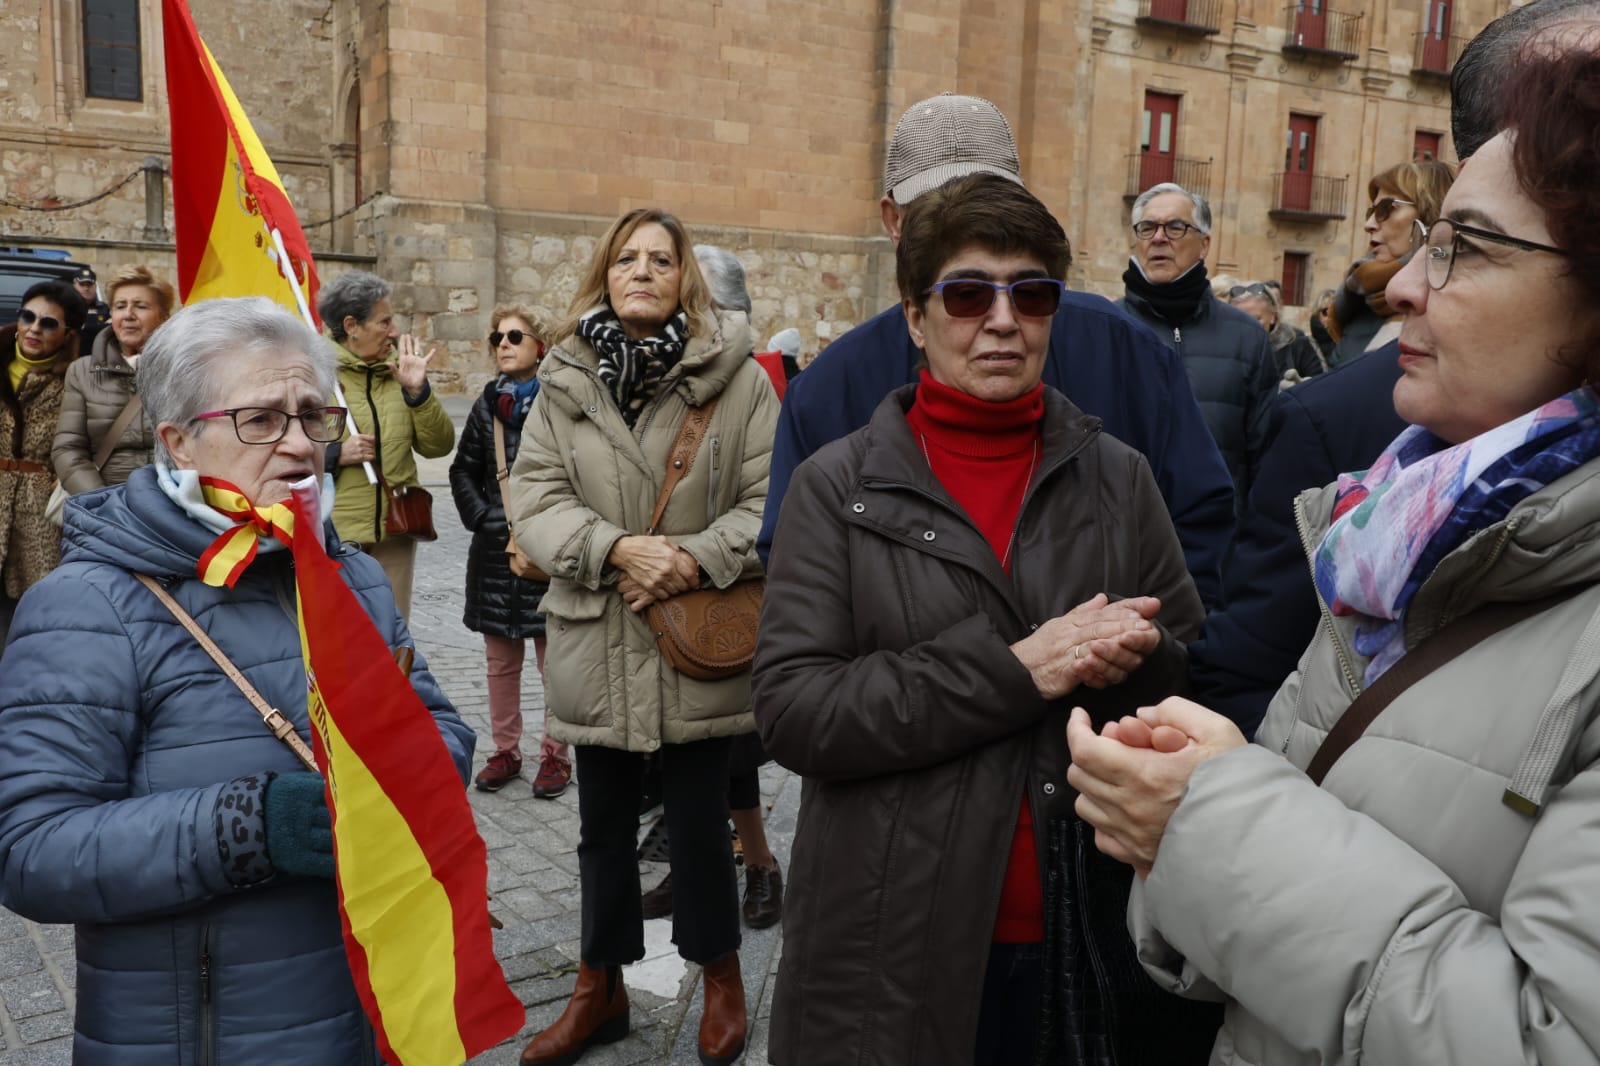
left=741, top=864, right=783, bottom=929
left=521, top=962, right=629, bottom=1065
left=641, top=872, right=672, bottom=920
left=698, top=952, right=747, bottom=1066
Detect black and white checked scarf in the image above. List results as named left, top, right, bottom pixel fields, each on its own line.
left=577, top=308, right=689, bottom=429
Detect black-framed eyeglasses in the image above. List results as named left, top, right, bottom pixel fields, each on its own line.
left=1423, top=218, right=1569, bottom=291
left=1367, top=196, right=1416, bottom=224
left=1132, top=219, right=1201, bottom=241
left=924, top=278, right=1065, bottom=319
left=192, top=406, right=350, bottom=445
left=489, top=329, right=537, bottom=348
left=1229, top=283, right=1271, bottom=300
left=17, top=309, right=63, bottom=333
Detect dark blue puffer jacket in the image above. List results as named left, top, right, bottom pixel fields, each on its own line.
left=0, top=466, right=475, bottom=1066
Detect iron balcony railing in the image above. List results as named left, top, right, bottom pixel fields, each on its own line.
left=1281, top=5, right=1363, bottom=60
left=1412, top=31, right=1465, bottom=77
left=1135, top=0, right=1223, bottom=36
left=1270, top=171, right=1349, bottom=220
left=1124, top=153, right=1214, bottom=201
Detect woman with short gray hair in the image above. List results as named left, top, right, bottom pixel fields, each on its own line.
left=316, top=269, right=455, bottom=618
left=0, top=296, right=474, bottom=1065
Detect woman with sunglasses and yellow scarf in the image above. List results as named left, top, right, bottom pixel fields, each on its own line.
left=1325, top=160, right=1455, bottom=366
left=0, top=280, right=85, bottom=643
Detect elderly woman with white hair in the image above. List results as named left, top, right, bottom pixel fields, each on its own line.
left=0, top=297, right=473, bottom=1065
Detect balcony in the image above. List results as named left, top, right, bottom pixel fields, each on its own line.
left=1412, top=31, right=1464, bottom=78
left=1135, top=0, right=1222, bottom=37
left=1269, top=171, right=1349, bottom=221
left=1124, top=153, right=1213, bottom=201
left=1281, top=5, right=1363, bottom=61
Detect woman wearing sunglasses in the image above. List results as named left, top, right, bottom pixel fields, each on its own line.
left=1068, top=44, right=1600, bottom=1065
left=754, top=173, right=1215, bottom=1066
left=1325, top=160, right=1455, bottom=366
left=52, top=264, right=173, bottom=499
left=0, top=280, right=85, bottom=641
left=448, top=306, right=572, bottom=798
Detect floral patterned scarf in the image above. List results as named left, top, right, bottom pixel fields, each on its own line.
left=1314, top=385, right=1600, bottom=684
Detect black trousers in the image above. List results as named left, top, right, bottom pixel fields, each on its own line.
left=973, top=941, right=1043, bottom=1066
left=575, top=738, right=740, bottom=966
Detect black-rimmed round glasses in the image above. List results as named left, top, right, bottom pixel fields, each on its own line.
left=192, top=406, right=350, bottom=445
left=1423, top=219, right=1569, bottom=291
left=924, top=278, right=1066, bottom=319
left=1131, top=219, right=1202, bottom=241
left=489, top=328, right=535, bottom=347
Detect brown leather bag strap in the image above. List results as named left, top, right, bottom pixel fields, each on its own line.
left=646, top=399, right=719, bottom=535
left=133, top=573, right=320, bottom=772
left=492, top=418, right=512, bottom=485
left=94, top=395, right=142, bottom=472
left=1306, top=586, right=1588, bottom=785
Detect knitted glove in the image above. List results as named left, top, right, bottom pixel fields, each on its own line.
left=264, top=771, right=335, bottom=879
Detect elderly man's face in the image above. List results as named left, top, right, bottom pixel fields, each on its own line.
left=159, top=348, right=327, bottom=505
left=1132, top=192, right=1210, bottom=284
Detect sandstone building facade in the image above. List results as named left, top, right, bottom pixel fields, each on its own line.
left=2, top=0, right=1496, bottom=391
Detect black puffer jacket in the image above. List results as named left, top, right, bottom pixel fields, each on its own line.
left=1117, top=294, right=1278, bottom=516
left=449, top=380, right=547, bottom=638
left=754, top=385, right=1219, bottom=1066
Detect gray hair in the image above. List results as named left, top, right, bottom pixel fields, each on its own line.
left=1451, top=0, right=1600, bottom=159
left=316, top=270, right=392, bottom=342
left=139, top=297, right=335, bottom=466
left=692, top=245, right=751, bottom=313
left=1130, top=182, right=1213, bottom=235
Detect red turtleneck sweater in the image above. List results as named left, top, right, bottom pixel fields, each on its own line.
left=904, top=369, right=1046, bottom=944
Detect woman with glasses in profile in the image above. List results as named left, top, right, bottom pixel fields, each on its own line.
left=753, top=172, right=1219, bottom=1066
left=0, top=297, right=473, bottom=1064
left=1326, top=159, right=1455, bottom=366
left=1069, top=40, right=1600, bottom=1065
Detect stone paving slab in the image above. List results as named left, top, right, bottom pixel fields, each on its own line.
left=0, top=402, right=790, bottom=1065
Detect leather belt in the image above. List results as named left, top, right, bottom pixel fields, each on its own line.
left=0, top=457, right=49, bottom=474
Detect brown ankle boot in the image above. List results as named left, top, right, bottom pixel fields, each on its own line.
left=697, top=952, right=747, bottom=1066
left=521, top=961, right=629, bottom=1065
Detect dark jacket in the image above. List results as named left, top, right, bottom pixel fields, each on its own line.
left=0, top=466, right=475, bottom=1065
left=754, top=385, right=1217, bottom=1066
left=756, top=294, right=1236, bottom=610
left=1118, top=293, right=1279, bottom=518
left=1270, top=326, right=1325, bottom=381
left=450, top=379, right=548, bottom=639
left=1330, top=301, right=1385, bottom=366
left=1187, top=342, right=1406, bottom=736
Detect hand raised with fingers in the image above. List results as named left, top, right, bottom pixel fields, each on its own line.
left=394, top=334, right=436, bottom=397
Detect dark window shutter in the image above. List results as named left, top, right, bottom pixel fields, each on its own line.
left=83, top=0, right=142, bottom=101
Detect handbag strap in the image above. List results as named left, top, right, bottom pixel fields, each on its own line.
left=132, top=573, right=319, bottom=772
left=95, top=395, right=142, bottom=472
left=646, top=398, right=720, bottom=535
left=1305, top=586, right=1588, bottom=785
left=492, top=418, right=515, bottom=534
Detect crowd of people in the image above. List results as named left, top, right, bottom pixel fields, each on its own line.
left=2, top=2, right=1600, bottom=1065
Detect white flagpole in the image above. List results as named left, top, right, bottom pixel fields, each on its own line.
left=269, top=226, right=377, bottom=485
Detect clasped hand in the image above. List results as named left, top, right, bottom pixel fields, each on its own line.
left=1010, top=593, right=1163, bottom=699
left=610, top=535, right=700, bottom=612
left=1065, top=697, right=1246, bottom=878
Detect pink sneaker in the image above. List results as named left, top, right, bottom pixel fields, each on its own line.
left=474, top=750, right=522, bottom=792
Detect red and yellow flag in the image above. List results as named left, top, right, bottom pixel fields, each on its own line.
left=161, top=0, right=321, bottom=323
left=285, top=486, right=524, bottom=1063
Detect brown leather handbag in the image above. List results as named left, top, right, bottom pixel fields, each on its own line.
left=641, top=399, right=764, bottom=681
left=493, top=418, right=548, bottom=581
left=379, top=469, right=438, bottom=542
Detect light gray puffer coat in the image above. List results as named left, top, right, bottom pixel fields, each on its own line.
left=507, top=310, right=778, bottom=751
left=1131, top=460, right=1600, bottom=1065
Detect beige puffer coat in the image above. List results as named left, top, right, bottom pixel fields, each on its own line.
left=1132, top=461, right=1600, bottom=1065
left=0, top=326, right=74, bottom=597
left=507, top=310, right=777, bottom=751
left=51, top=330, right=156, bottom=494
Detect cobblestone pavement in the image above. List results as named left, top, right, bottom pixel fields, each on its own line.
left=0, top=396, right=795, bottom=1064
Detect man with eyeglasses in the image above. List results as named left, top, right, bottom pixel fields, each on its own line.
left=1119, top=183, right=1279, bottom=518
left=1187, top=0, right=1600, bottom=738
left=758, top=93, right=1236, bottom=609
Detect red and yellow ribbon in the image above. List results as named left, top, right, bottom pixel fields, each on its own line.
left=195, top=476, right=297, bottom=588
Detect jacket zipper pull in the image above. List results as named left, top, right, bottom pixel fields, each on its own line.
left=1173, top=326, right=1182, bottom=344
left=200, top=951, right=212, bottom=1003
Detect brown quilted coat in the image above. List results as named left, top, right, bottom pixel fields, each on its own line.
left=0, top=325, right=77, bottom=597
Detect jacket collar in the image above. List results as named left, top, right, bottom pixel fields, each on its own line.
left=540, top=309, right=753, bottom=412
left=333, top=340, right=394, bottom=375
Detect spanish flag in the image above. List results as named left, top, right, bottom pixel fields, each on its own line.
left=161, top=0, right=320, bottom=323
left=285, top=483, right=525, bottom=1064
